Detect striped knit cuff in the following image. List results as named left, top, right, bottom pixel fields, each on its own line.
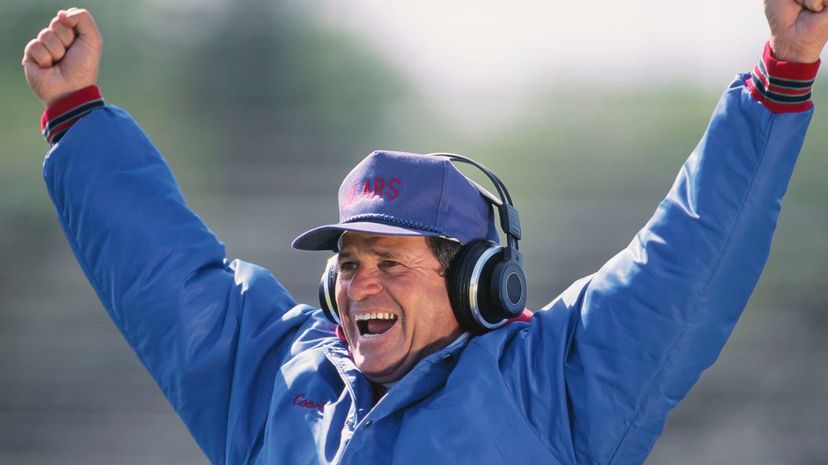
left=40, top=85, right=105, bottom=145
left=745, top=42, right=820, bottom=113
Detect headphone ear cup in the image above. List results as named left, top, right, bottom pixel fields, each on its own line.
left=489, top=255, right=527, bottom=317
left=318, top=256, right=341, bottom=325
left=446, top=241, right=501, bottom=334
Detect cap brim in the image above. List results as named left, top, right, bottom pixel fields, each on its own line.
left=291, top=221, right=444, bottom=251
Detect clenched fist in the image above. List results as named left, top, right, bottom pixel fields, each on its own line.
left=22, top=8, right=102, bottom=106
left=766, top=0, right=828, bottom=62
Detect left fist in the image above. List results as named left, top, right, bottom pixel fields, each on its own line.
left=766, top=0, right=828, bottom=62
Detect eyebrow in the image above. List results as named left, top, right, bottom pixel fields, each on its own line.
left=338, top=248, right=400, bottom=260
left=373, top=249, right=397, bottom=259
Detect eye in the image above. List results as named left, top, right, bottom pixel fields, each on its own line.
left=379, top=260, right=402, bottom=271
left=337, top=261, right=357, bottom=275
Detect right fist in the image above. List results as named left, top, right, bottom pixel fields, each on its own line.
left=22, top=8, right=102, bottom=107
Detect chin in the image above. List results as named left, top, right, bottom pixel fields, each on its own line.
left=354, top=351, right=407, bottom=383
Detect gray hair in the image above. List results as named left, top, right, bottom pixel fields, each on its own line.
left=427, top=236, right=463, bottom=274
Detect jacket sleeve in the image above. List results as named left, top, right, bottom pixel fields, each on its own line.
left=42, top=105, right=331, bottom=465
left=495, top=67, right=816, bottom=464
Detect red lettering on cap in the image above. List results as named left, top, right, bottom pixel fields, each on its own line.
left=343, top=177, right=402, bottom=205
left=386, top=178, right=401, bottom=200
left=344, top=181, right=359, bottom=206
left=373, top=178, right=385, bottom=198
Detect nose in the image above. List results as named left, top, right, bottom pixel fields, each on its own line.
left=343, top=265, right=383, bottom=301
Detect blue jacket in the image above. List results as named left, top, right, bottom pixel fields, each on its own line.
left=42, top=75, right=810, bottom=465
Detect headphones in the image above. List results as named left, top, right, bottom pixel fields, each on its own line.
left=318, top=152, right=527, bottom=334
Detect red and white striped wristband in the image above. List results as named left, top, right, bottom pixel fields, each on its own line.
left=745, top=42, right=820, bottom=113
left=41, top=85, right=105, bottom=145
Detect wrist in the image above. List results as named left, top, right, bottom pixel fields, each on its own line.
left=42, top=79, right=100, bottom=107
left=769, top=37, right=821, bottom=64
left=41, top=84, right=105, bottom=145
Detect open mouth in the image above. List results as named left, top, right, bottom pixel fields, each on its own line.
left=354, top=312, right=398, bottom=336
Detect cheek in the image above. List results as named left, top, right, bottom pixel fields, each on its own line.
left=334, top=280, right=345, bottom=313
left=333, top=280, right=354, bottom=333
left=407, top=279, right=458, bottom=334
left=334, top=277, right=356, bottom=319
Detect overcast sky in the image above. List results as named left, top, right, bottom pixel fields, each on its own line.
left=314, top=1, right=778, bottom=91
left=303, top=1, right=798, bottom=123
left=154, top=0, right=819, bottom=123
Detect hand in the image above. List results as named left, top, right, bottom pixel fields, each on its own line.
left=22, top=8, right=102, bottom=106
left=766, top=0, right=828, bottom=62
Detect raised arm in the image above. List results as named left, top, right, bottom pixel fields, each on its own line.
left=23, top=10, right=329, bottom=464
left=493, top=2, right=828, bottom=464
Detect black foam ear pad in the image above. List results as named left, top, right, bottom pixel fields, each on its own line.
left=318, top=256, right=341, bottom=325
left=448, top=240, right=521, bottom=333
left=446, top=241, right=493, bottom=332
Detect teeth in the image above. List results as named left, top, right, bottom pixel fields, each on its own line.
left=354, top=312, right=397, bottom=321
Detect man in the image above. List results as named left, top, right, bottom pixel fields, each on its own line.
left=21, top=2, right=828, bottom=464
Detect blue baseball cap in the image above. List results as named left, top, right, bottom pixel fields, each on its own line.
left=291, top=150, right=500, bottom=251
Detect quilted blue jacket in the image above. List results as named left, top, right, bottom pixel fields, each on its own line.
left=42, top=73, right=812, bottom=465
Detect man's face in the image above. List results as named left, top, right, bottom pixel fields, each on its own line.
left=335, top=232, right=462, bottom=384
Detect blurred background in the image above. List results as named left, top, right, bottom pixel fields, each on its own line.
left=2, top=1, right=827, bottom=464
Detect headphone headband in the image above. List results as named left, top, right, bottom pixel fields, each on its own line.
left=425, top=152, right=522, bottom=255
